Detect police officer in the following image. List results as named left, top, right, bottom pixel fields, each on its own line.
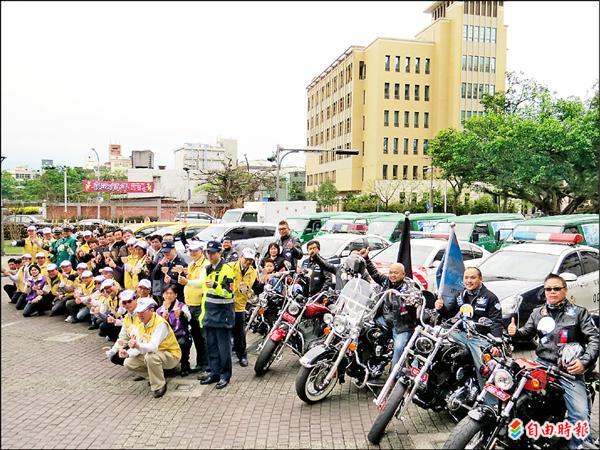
left=276, top=220, right=303, bottom=271
left=508, top=273, right=599, bottom=450
left=221, top=237, right=238, bottom=263
left=180, top=241, right=234, bottom=389
left=435, top=267, right=503, bottom=386
left=300, top=240, right=337, bottom=297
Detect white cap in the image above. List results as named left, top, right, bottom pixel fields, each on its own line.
left=126, top=237, right=137, bottom=246
left=76, top=263, right=88, bottom=270
left=100, top=266, right=113, bottom=273
left=60, top=260, right=72, bottom=267
left=123, top=227, right=134, bottom=233
left=35, top=252, right=47, bottom=258
left=47, top=264, right=58, bottom=271
left=94, top=275, right=105, bottom=283
left=134, top=297, right=157, bottom=313
left=242, top=247, right=256, bottom=260
left=81, top=270, right=93, bottom=278
left=27, top=226, right=36, bottom=232
left=134, top=240, right=148, bottom=250
left=42, top=227, right=52, bottom=234
left=100, top=279, right=115, bottom=290
left=22, top=253, right=32, bottom=259
left=82, top=230, right=92, bottom=237
left=188, top=241, right=204, bottom=251
left=137, top=279, right=151, bottom=289
left=119, top=289, right=136, bottom=301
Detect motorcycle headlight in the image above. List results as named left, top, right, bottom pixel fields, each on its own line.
left=323, top=313, right=333, bottom=324
left=414, top=336, right=434, bottom=354
left=288, top=301, right=301, bottom=315
left=501, top=294, right=521, bottom=317
left=328, top=302, right=339, bottom=314
left=349, top=327, right=360, bottom=340
left=493, top=368, right=514, bottom=391
left=333, top=315, right=348, bottom=334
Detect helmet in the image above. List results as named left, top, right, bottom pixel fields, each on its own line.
left=559, top=342, right=584, bottom=369
left=342, top=254, right=366, bottom=275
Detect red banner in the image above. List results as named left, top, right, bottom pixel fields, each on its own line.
left=83, top=180, right=154, bottom=193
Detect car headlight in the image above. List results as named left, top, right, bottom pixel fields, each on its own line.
left=333, top=315, right=348, bottom=334
left=501, top=295, right=521, bottom=316
left=288, top=301, right=301, bottom=315
left=323, top=313, right=333, bottom=324
left=493, top=368, right=514, bottom=391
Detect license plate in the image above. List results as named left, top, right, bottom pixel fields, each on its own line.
left=410, top=366, right=429, bottom=383
left=484, top=384, right=510, bottom=401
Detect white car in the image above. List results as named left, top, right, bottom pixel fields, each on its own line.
left=477, top=242, right=599, bottom=333
left=369, top=238, right=491, bottom=291
left=301, top=234, right=391, bottom=266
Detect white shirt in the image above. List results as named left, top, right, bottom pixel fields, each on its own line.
left=126, top=319, right=169, bottom=357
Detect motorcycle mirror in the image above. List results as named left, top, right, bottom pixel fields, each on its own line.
left=537, top=316, right=556, bottom=335
left=459, top=304, right=474, bottom=318
left=422, top=290, right=436, bottom=309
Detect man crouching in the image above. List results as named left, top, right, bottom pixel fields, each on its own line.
left=121, top=297, right=182, bottom=398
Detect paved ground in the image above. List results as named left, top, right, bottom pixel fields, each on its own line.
left=1, top=268, right=597, bottom=449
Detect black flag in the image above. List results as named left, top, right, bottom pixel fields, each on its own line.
left=396, top=213, right=413, bottom=279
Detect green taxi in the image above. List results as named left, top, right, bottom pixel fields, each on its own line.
left=368, top=213, right=456, bottom=242
left=286, top=212, right=347, bottom=243
left=506, top=214, right=599, bottom=248
left=315, top=212, right=394, bottom=236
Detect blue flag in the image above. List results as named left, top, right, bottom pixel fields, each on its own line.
left=436, top=225, right=465, bottom=303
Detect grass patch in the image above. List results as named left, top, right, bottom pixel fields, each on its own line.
left=2, top=242, right=24, bottom=255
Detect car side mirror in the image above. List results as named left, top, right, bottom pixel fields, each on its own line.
left=340, top=250, right=351, bottom=257
left=559, top=272, right=578, bottom=282
left=430, top=260, right=442, bottom=269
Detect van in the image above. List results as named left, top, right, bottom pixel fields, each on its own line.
left=507, top=214, right=599, bottom=248
left=285, top=212, right=347, bottom=243
left=368, top=213, right=456, bottom=242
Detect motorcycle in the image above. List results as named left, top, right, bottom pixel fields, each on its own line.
left=295, top=277, right=419, bottom=404
left=368, top=303, right=512, bottom=444
left=442, top=316, right=599, bottom=450
left=253, top=284, right=337, bottom=376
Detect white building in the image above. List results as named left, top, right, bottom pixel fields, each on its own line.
left=127, top=167, right=208, bottom=203
left=7, top=166, right=40, bottom=182
left=174, top=138, right=238, bottom=172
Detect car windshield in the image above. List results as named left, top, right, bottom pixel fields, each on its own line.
left=478, top=251, right=557, bottom=281
left=368, top=221, right=397, bottom=239
left=371, top=241, right=437, bottom=266
left=287, top=218, right=310, bottom=233
left=312, top=237, right=350, bottom=258
left=511, top=224, right=564, bottom=237
left=322, top=219, right=354, bottom=232
left=433, top=222, right=474, bottom=241
left=194, top=225, right=230, bottom=241
left=220, top=210, right=241, bottom=223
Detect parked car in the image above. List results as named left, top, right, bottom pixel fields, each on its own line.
left=77, top=219, right=118, bottom=230
left=476, top=233, right=599, bottom=342
left=174, top=211, right=217, bottom=224
left=367, top=212, right=456, bottom=242
left=431, top=213, right=524, bottom=252
left=315, top=212, right=394, bottom=236
left=506, top=214, right=599, bottom=248
left=369, top=237, right=491, bottom=291
left=131, top=222, right=177, bottom=239
left=286, top=212, right=347, bottom=243
left=4, top=214, right=51, bottom=227
left=301, top=233, right=391, bottom=265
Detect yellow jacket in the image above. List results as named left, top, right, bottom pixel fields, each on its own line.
left=184, top=256, right=207, bottom=307
left=124, top=255, right=146, bottom=290
left=230, top=261, right=258, bottom=313
left=134, top=313, right=182, bottom=360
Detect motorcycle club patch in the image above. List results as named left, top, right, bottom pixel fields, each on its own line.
left=495, top=302, right=502, bottom=310
left=566, top=306, right=577, bottom=317
left=476, top=297, right=487, bottom=305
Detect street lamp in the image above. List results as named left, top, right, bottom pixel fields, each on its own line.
left=423, top=165, right=435, bottom=213
left=183, top=167, right=191, bottom=212
left=268, top=146, right=360, bottom=201
left=90, top=148, right=101, bottom=219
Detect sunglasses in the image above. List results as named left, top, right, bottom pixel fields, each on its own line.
left=544, top=286, right=565, bottom=292
left=122, top=299, right=134, bottom=304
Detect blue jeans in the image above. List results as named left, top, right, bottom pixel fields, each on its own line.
left=392, top=329, right=414, bottom=369
left=451, top=330, right=489, bottom=388
left=559, top=374, right=593, bottom=449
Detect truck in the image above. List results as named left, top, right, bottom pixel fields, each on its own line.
left=220, top=201, right=317, bottom=224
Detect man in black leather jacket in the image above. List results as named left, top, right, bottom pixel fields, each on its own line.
left=509, top=273, right=599, bottom=450
left=300, top=240, right=337, bottom=297
left=276, top=221, right=303, bottom=271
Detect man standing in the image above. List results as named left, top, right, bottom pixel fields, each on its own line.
left=52, top=224, right=77, bottom=267
left=275, top=221, right=303, bottom=271
left=12, top=226, right=44, bottom=256
left=300, top=240, right=337, bottom=297
left=230, top=247, right=258, bottom=367
left=150, top=241, right=187, bottom=302
left=508, top=274, right=599, bottom=450
left=221, top=237, right=238, bottom=263
left=122, top=297, right=182, bottom=398
left=180, top=241, right=234, bottom=389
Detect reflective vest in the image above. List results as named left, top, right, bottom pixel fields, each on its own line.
left=200, top=260, right=235, bottom=328
left=124, top=255, right=146, bottom=290
left=230, top=261, right=258, bottom=313
left=184, top=256, right=207, bottom=307
left=135, top=313, right=181, bottom=360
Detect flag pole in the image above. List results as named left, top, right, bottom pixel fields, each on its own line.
left=438, top=222, right=455, bottom=296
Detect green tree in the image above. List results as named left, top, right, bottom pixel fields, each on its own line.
left=1, top=171, right=18, bottom=199
left=316, top=180, right=338, bottom=209
left=471, top=194, right=496, bottom=214
left=287, top=181, right=307, bottom=201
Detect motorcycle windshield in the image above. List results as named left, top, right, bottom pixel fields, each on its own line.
left=338, top=278, right=373, bottom=322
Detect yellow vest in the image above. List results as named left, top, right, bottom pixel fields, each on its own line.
left=24, top=237, right=44, bottom=256
left=230, top=261, right=258, bottom=312
left=184, top=256, right=207, bottom=307
left=124, top=255, right=146, bottom=290
left=123, top=312, right=142, bottom=339
left=38, top=263, right=48, bottom=277
left=46, top=275, right=62, bottom=297
left=16, top=266, right=27, bottom=293
left=42, top=238, right=55, bottom=259
left=81, top=280, right=95, bottom=296
left=136, top=314, right=181, bottom=360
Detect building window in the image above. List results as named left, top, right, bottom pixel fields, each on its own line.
left=402, top=165, right=408, bottom=180
left=425, top=58, right=430, bottom=74
left=424, top=85, right=430, bottom=101
left=413, top=139, right=419, bottom=155
left=424, top=112, right=429, bottom=128
left=467, top=83, right=472, bottom=99
left=485, top=84, right=489, bottom=94
left=415, top=57, right=420, bottom=74
left=347, top=93, right=351, bottom=108
left=403, top=138, right=409, bottom=154
left=468, top=55, right=473, bottom=71
left=383, top=137, right=389, bottom=154
left=383, top=165, right=388, bottom=180
left=474, top=26, right=479, bottom=42
left=346, top=118, right=351, bottom=133
left=404, top=111, right=409, bottom=127
left=491, top=27, right=496, bottom=43
left=362, top=167, right=364, bottom=181
left=414, top=112, right=419, bottom=128
left=384, top=82, right=390, bottom=99
left=467, top=111, right=472, bottom=119
left=423, top=139, right=429, bottom=155
left=362, top=141, right=365, bottom=156
left=359, top=61, right=367, bottom=79
left=395, top=56, right=400, bottom=72
left=462, top=55, right=467, bottom=70
left=405, top=84, right=410, bottom=100
left=485, top=57, right=490, bottom=72
left=392, top=165, right=398, bottom=179
left=490, top=84, right=495, bottom=96
left=485, top=26, right=490, bottom=42
left=463, top=24, right=468, bottom=39
left=384, top=55, right=390, bottom=71
left=461, top=82, right=466, bottom=99
left=394, top=83, right=400, bottom=99
left=473, top=84, right=478, bottom=99
left=405, top=57, right=411, bottom=73
left=473, top=56, right=478, bottom=72
left=393, top=110, right=399, bottom=127
left=479, top=83, right=484, bottom=99
left=461, top=110, right=466, bottom=123
left=479, top=56, right=485, bottom=72
left=414, top=85, right=420, bottom=101
left=393, top=137, right=399, bottom=154
left=491, top=57, right=496, bottom=73
left=412, top=165, right=418, bottom=179
left=468, top=25, right=473, bottom=41
left=362, top=116, right=365, bottom=131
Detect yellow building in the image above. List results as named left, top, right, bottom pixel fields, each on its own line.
left=305, top=0, right=507, bottom=200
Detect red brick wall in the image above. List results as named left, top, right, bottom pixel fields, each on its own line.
left=45, top=203, right=218, bottom=221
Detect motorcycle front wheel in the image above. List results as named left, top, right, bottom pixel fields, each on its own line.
left=254, top=339, right=282, bottom=376
left=367, top=383, right=406, bottom=445
left=295, top=356, right=338, bottom=404
left=442, top=416, right=494, bottom=450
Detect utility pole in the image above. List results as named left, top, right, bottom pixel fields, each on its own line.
left=91, top=148, right=101, bottom=219
left=1, top=156, right=5, bottom=256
